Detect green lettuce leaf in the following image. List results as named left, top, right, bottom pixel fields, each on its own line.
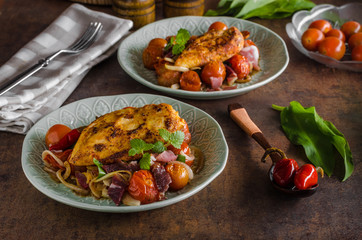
left=272, top=101, right=353, bottom=181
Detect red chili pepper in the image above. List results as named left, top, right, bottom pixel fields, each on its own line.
left=273, top=158, right=299, bottom=187
left=294, top=164, right=318, bottom=190
left=49, top=128, right=81, bottom=151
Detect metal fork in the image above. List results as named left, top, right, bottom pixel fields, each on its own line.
left=0, top=22, right=103, bottom=96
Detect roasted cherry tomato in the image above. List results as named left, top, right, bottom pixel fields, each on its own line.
left=45, top=124, right=72, bottom=149
left=208, top=21, right=228, bottom=31
left=142, top=45, right=164, bottom=70
left=148, top=38, right=167, bottom=48
left=201, top=61, right=226, bottom=89
left=128, top=170, right=158, bottom=204
left=165, top=162, right=189, bottom=190
left=142, top=38, right=167, bottom=70
left=308, top=19, right=332, bottom=34
left=325, top=29, right=346, bottom=42
left=318, top=37, right=346, bottom=60
left=301, top=28, right=325, bottom=51
left=179, top=70, right=201, bottom=91
left=168, top=142, right=190, bottom=155
left=228, top=54, right=250, bottom=79
left=341, top=21, right=361, bottom=40
left=294, top=164, right=318, bottom=190
left=272, top=158, right=299, bottom=188
left=348, top=32, right=362, bottom=51
left=351, top=45, right=362, bottom=61
left=49, top=128, right=81, bottom=151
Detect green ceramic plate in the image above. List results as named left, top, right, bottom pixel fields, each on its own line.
left=118, top=16, right=289, bottom=99
left=22, top=94, right=228, bottom=212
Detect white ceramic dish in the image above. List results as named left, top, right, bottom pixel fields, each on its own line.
left=118, top=16, right=289, bottom=99
left=286, top=3, right=362, bottom=72
left=22, top=94, right=228, bottom=212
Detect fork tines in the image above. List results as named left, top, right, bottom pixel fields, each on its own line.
left=70, top=22, right=103, bottom=51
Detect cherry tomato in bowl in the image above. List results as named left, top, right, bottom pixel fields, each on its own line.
left=301, top=28, right=325, bottom=51
left=340, top=21, right=361, bottom=40
left=348, top=32, right=362, bottom=51
left=318, top=37, right=346, bottom=60
left=351, top=45, right=362, bottom=61
left=45, top=124, right=72, bottom=149
left=308, top=19, right=332, bottom=34
left=325, top=29, right=346, bottom=42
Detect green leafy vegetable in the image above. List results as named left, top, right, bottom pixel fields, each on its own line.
left=139, top=153, right=152, bottom=170
left=165, top=28, right=191, bottom=55
left=176, top=154, right=186, bottom=163
left=272, top=101, right=353, bottom=181
left=128, top=139, right=154, bottom=156
left=205, top=0, right=316, bottom=19
left=159, top=129, right=185, bottom=149
left=93, top=158, right=106, bottom=179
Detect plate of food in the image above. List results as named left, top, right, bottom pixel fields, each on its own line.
left=118, top=16, right=289, bottom=99
left=286, top=3, right=362, bottom=72
left=22, top=94, right=228, bottom=212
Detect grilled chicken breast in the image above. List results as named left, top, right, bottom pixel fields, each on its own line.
left=174, top=27, right=244, bottom=69
left=68, top=103, right=189, bottom=166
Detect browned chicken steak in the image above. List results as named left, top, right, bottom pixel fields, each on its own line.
left=174, top=27, right=244, bottom=69
left=68, top=103, right=189, bottom=166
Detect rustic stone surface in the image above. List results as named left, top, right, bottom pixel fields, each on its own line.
left=0, top=0, right=361, bottom=239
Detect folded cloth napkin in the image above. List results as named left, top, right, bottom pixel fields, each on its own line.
left=0, top=3, right=133, bottom=134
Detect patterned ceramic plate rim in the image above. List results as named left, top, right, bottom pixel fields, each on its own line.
left=22, top=94, right=229, bottom=212
left=117, top=16, right=289, bottom=99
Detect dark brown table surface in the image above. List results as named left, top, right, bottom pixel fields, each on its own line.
left=0, top=0, right=361, bottom=239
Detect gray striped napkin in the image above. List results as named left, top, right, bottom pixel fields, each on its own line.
left=0, top=3, right=133, bottom=134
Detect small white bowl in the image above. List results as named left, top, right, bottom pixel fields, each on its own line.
left=286, top=3, right=362, bottom=72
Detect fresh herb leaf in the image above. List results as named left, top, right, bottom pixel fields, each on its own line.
left=159, top=129, right=185, bottom=149
left=169, top=131, right=185, bottom=149
left=93, top=158, right=106, bottom=179
left=159, top=129, right=172, bottom=142
left=128, top=139, right=154, bottom=156
left=165, top=28, right=191, bottom=56
left=164, top=36, right=175, bottom=52
left=152, top=141, right=167, bottom=153
left=176, top=154, right=186, bottom=163
left=205, top=0, right=315, bottom=19
left=139, top=153, right=152, bottom=170
left=272, top=101, right=353, bottom=181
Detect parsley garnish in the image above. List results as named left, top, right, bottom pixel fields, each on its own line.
left=165, top=28, right=191, bottom=56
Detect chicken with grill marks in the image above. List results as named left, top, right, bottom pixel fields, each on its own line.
left=68, top=103, right=190, bottom=166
